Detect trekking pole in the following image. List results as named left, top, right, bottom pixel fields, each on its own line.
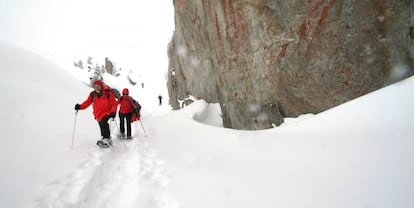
left=139, top=116, right=148, bottom=137
left=112, top=119, right=127, bottom=151
left=71, top=110, right=78, bottom=149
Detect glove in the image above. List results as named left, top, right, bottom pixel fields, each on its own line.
left=110, top=112, right=116, bottom=119
left=74, top=104, right=80, bottom=110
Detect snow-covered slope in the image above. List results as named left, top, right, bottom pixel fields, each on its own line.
left=0, top=43, right=97, bottom=208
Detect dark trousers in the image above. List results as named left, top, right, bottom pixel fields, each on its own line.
left=119, top=112, right=132, bottom=137
left=98, top=115, right=111, bottom=138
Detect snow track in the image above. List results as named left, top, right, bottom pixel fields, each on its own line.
left=34, top=135, right=178, bottom=208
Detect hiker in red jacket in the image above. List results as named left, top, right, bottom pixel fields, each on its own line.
left=117, top=88, right=135, bottom=139
left=74, top=80, right=117, bottom=148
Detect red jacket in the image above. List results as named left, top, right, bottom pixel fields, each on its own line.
left=79, top=90, right=117, bottom=122
left=118, top=95, right=134, bottom=114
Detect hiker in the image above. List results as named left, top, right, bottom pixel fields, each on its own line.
left=158, top=95, right=163, bottom=105
left=117, top=88, right=140, bottom=139
left=74, top=80, right=117, bottom=148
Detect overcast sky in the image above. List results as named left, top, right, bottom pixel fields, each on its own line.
left=0, top=0, right=174, bottom=71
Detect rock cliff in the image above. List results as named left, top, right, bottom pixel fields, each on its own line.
left=168, top=0, right=414, bottom=130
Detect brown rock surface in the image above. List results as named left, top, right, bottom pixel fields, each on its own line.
left=168, top=0, right=414, bottom=130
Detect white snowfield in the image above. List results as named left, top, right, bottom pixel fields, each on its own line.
left=0, top=44, right=413, bottom=208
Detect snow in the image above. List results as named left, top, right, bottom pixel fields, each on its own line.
left=0, top=43, right=414, bottom=208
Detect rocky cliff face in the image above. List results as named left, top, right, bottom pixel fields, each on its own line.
left=167, top=0, right=414, bottom=130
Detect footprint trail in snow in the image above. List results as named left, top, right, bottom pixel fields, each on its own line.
left=34, top=135, right=178, bottom=208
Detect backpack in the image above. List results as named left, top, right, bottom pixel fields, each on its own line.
left=131, top=99, right=141, bottom=114
left=130, top=101, right=141, bottom=122
left=120, top=96, right=142, bottom=122
left=110, top=88, right=120, bottom=98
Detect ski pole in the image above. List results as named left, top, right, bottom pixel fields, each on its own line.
left=71, top=110, right=78, bottom=149
left=112, top=119, right=127, bottom=151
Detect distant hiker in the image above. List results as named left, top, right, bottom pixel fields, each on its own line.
left=158, top=95, right=163, bottom=105
left=74, top=80, right=117, bottom=148
left=141, top=82, right=144, bottom=88
left=117, top=88, right=141, bottom=139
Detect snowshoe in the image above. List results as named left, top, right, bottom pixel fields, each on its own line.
left=97, top=138, right=112, bottom=148
left=126, top=136, right=133, bottom=140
